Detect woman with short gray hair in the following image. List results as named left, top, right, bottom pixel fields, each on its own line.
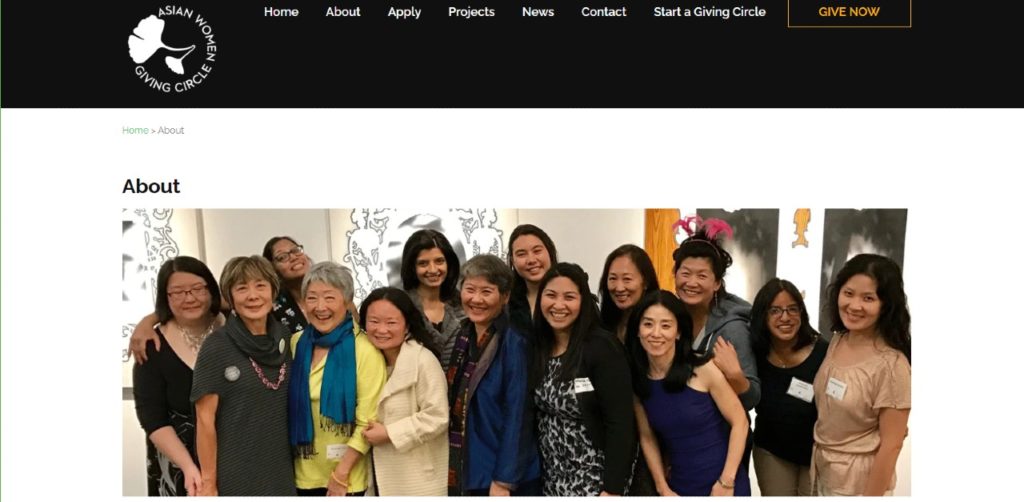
left=302, top=261, right=356, bottom=305
left=288, top=261, right=386, bottom=496
left=446, top=254, right=541, bottom=495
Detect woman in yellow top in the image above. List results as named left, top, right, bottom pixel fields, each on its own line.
left=288, top=261, right=386, bottom=496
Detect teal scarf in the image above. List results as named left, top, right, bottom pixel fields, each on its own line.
left=288, top=314, right=356, bottom=458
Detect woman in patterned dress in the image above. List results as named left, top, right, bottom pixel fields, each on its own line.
left=529, top=262, right=636, bottom=496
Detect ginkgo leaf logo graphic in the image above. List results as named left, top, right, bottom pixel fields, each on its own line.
left=127, top=15, right=196, bottom=75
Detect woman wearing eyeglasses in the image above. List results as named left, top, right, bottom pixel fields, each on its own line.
left=749, top=279, right=827, bottom=496
left=263, top=236, right=313, bottom=334
left=130, top=236, right=313, bottom=363
left=132, top=256, right=224, bottom=496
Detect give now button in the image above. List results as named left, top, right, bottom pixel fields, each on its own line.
left=788, top=0, right=912, bottom=28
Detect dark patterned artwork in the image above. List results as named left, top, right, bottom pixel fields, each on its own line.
left=818, top=209, right=908, bottom=336
left=696, top=208, right=780, bottom=303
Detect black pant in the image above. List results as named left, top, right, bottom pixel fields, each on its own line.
left=297, top=488, right=366, bottom=496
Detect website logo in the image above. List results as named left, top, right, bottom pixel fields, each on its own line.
left=128, top=6, right=216, bottom=93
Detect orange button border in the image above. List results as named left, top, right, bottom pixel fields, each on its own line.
left=787, top=0, right=913, bottom=28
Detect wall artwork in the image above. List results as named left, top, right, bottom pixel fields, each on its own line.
left=694, top=208, right=781, bottom=304
left=122, top=209, right=180, bottom=381
left=345, top=208, right=505, bottom=303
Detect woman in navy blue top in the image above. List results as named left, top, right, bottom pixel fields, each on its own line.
left=626, top=291, right=750, bottom=496
left=446, top=254, right=541, bottom=496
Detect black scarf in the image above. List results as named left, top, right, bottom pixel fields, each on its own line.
left=223, top=313, right=288, bottom=366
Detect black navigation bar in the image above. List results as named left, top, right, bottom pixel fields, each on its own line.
left=1, top=1, right=1017, bottom=107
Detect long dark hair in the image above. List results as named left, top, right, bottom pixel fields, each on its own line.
left=154, top=256, right=221, bottom=324
left=599, top=244, right=659, bottom=329
left=625, top=290, right=712, bottom=398
left=507, top=224, right=558, bottom=333
left=827, top=254, right=911, bottom=363
left=400, top=229, right=461, bottom=302
left=358, top=287, right=443, bottom=361
left=750, top=278, right=819, bottom=357
left=529, top=263, right=603, bottom=390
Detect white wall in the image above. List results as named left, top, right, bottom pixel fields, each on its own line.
left=518, top=209, right=645, bottom=295
left=123, top=403, right=148, bottom=496
left=199, top=209, right=332, bottom=277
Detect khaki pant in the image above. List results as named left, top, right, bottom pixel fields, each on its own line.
left=814, top=478, right=894, bottom=496
left=753, top=446, right=812, bottom=496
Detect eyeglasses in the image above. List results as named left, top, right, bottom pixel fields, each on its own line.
left=168, top=284, right=210, bottom=301
left=273, top=245, right=305, bottom=263
left=768, top=306, right=801, bottom=318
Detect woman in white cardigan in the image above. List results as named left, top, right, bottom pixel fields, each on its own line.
left=359, top=287, right=450, bottom=496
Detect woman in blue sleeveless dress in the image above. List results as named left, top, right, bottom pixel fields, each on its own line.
left=626, top=290, right=751, bottom=496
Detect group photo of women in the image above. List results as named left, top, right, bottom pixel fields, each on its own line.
left=125, top=208, right=911, bottom=497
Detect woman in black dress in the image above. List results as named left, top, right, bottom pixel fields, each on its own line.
left=749, top=278, right=827, bottom=496
left=132, top=256, right=222, bottom=496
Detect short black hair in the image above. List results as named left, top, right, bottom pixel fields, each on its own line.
left=359, top=287, right=443, bottom=361
left=672, top=218, right=734, bottom=299
left=154, top=256, right=221, bottom=324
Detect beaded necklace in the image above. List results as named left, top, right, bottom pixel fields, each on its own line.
left=249, top=357, right=287, bottom=390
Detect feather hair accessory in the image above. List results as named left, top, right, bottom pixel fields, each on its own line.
left=702, top=218, right=734, bottom=242
left=673, top=215, right=703, bottom=237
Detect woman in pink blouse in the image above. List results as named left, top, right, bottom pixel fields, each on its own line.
left=813, top=254, right=911, bottom=496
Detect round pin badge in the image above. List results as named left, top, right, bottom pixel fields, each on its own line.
left=224, top=365, right=240, bottom=382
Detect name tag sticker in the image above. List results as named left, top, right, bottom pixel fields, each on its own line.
left=787, top=377, right=814, bottom=403
left=826, top=377, right=848, bottom=401
left=326, top=443, right=347, bottom=460
left=573, top=377, right=595, bottom=394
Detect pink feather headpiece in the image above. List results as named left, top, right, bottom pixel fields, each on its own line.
left=673, top=215, right=734, bottom=242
